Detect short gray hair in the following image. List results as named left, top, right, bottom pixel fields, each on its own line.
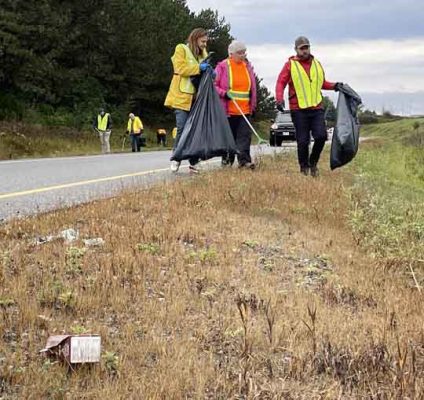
left=228, top=40, right=247, bottom=55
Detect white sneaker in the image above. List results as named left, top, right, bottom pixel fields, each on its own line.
left=170, top=161, right=181, bottom=173
left=192, top=160, right=204, bottom=173
left=189, top=164, right=201, bottom=174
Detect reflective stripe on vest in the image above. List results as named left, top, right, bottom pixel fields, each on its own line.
left=98, top=113, right=110, bottom=131
left=290, top=59, right=324, bottom=109
left=176, top=44, right=206, bottom=95
left=226, top=59, right=251, bottom=100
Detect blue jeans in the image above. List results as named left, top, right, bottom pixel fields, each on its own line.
left=173, top=109, right=198, bottom=166
left=130, top=133, right=141, bottom=152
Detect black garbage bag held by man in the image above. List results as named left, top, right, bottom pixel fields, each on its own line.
left=330, top=84, right=362, bottom=170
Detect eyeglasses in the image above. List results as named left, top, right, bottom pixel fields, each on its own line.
left=236, top=50, right=247, bottom=55
left=298, top=45, right=310, bottom=51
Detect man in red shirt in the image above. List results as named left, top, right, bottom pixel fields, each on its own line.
left=275, top=36, right=341, bottom=176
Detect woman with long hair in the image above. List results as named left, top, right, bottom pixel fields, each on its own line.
left=165, top=28, right=210, bottom=173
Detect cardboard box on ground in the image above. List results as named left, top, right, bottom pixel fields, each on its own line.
left=41, top=335, right=101, bottom=364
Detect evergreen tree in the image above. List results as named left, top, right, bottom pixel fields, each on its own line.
left=0, top=0, right=273, bottom=126
left=255, top=77, right=276, bottom=119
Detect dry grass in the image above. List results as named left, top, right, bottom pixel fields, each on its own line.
left=0, top=152, right=423, bottom=399
left=0, top=121, right=171, bottom=160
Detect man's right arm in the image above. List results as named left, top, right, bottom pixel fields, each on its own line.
left=275, top=61, right=291, bottom=105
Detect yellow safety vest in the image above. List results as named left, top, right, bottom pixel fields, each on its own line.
left=127, top=117, right=143, bottom=134
left=174, top=44, right=202, bottom=95
left=97, top=113, right=110, bottom=131
left=290, top=59, right=324, bottom=109
left=226, top=59, right=251, bottom=101
left=165, top=44, right=207, bottom=112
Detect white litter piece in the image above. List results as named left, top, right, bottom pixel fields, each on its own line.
left=60, top=229, right=79, bottom=243
left=34, top=228, right=80, bottom=246
left=83, top=238, right=105, bottom=248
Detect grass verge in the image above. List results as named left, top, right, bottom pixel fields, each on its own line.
left=350, top=119, right=423, bottom=285
left=0, top=139, right=423, bottom=398
left=0, top=122, right=172, bottom=160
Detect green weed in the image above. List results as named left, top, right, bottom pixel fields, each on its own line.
left=137, top=243, right=160, bottom=255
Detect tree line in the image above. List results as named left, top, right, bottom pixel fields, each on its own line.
left=0, top=0, right=275, bottom=128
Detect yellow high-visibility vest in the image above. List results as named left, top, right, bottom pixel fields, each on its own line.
left=164, top=44, right=207, bottom=112
left=127, top=117, right=143, bottom=134
left=226, top=59, right=251, bottom=101
left=176, top=44, right=203, bottom=95
left=97, top=113, right=110, bottom=131
left=290, top=59, right=324, bottom=109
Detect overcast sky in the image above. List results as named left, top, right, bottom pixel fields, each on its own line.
left=187, top=0, right=424, bottom=114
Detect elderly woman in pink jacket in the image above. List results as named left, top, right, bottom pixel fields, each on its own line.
left=215, top=41, right=257, bottom=169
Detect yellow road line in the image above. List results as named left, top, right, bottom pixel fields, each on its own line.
left=0, top=166, right=173, bottom=200
left=0, top=159, right=222, bottom=201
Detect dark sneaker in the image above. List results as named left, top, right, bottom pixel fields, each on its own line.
left=221, top=158, right=233, bottom=167
left=239, top=162, right=256, bottom=170
left=310, top=165, right=319, bottom=178
left=300, top=167, right=309, bottom=176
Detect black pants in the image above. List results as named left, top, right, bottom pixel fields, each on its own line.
left=157, top=134, right=166, bottom=146
left=224, top=115, right=252, bottom=166
left=291, top=109, right=328, bottom=169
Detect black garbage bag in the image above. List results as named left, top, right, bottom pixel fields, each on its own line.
left=139, top=134, right=146, bottom=147
left=172, top=69, right=237, bottom=162
left=330, top=84, right=362, bottom=170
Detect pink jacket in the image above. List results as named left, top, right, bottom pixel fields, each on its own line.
left=214, top=59, right=257, bottom=116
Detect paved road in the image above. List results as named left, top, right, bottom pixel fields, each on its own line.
left=0, top=145, right=294, bottom=221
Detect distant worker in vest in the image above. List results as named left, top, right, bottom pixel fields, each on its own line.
left=275, top=36, right=342, bottom=177
left=164, top=28, right=211, bottom=174
left=93, top=108, right=112, bottom=154
left=157, top=128, right=167, bottom=147
left=126, top=113, right=144, bottom=152
left=215, top=40, right=257, bottom=169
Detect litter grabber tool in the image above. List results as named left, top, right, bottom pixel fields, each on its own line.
left=121, top=134, right=127, bottom=151
left=191, top=51, right=216, bottom=91
left=230, top=98, right=268, bottom=145
left=204, top=51, right=215, bottom=65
